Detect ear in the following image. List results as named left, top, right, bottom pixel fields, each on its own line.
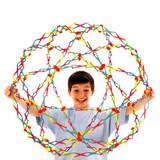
left=91, top=90, right=95, bottom=96
left=68, top=89, right=71, bottom=97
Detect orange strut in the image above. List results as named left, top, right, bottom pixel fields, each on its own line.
left=74, top=152, right=87, bottom=158
left=92, top=119, right=103, bottom=131
left=46, top=82, right=50, bottom=96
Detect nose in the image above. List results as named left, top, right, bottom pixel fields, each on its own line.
left=79, top=90, right=85, bottom=97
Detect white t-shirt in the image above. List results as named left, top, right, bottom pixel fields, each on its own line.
left=36, top=107, right=129, bottom=160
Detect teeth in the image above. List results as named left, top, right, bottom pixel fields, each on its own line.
left=78, top=99, right=86, bottom=101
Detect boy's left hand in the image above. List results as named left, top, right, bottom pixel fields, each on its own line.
left=126, top=87, right=155, bottom=116
left=143, top=87, right=155, bottom=101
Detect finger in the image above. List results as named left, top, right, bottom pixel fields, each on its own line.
left=152, top=91, right=155, bottom=97
left=7, top=85, right=11, bottom=89
left=150, top=87, right=154, bottom=93
left=4, top=88, right=8, bottom=94
left=4, top=90, right=10, bottom=96
left=150, top=87, right=154, bottom=92
left=5, top=85, right=11, bottom=92
left=7, top=91, right=10, bottom=96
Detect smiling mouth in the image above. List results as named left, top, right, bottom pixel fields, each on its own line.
left=77, top=99, right=86, bottom=102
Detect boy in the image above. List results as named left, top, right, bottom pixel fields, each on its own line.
left=4, top=71, right=155, bottom=160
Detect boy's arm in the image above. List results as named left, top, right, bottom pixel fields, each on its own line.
left=4, top=85, right=40, bottom=117
left=125, top=87, right=155, bottom=116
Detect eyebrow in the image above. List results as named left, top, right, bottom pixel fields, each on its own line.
left=72, top=86, right=90, bottom=88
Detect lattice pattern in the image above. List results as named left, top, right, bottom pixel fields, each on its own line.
left=11, top=23, right=150, bottom=158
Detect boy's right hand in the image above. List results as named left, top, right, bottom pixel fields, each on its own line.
left=4, top=85, right=13, bottom=100
left=4, top=85, right=21, bottom=100
left=4, top=85, right=40, bottom=117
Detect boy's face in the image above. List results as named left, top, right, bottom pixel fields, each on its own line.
left=68, top=82, right=95, bottom=109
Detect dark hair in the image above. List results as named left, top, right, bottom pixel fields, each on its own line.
left=68, top=71, right=94, bottom=91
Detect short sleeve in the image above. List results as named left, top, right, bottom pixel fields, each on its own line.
left=36, top=109, right=58, bottom=134
left=109, top=107, right=129, bottom=137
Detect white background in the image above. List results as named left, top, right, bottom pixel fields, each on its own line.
left=0, top=0, right=159, bottom=160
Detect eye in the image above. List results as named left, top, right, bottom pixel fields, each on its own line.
left=85, top=90, right=89, bottom=92
left=74, top=90, right=79, bottom=92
